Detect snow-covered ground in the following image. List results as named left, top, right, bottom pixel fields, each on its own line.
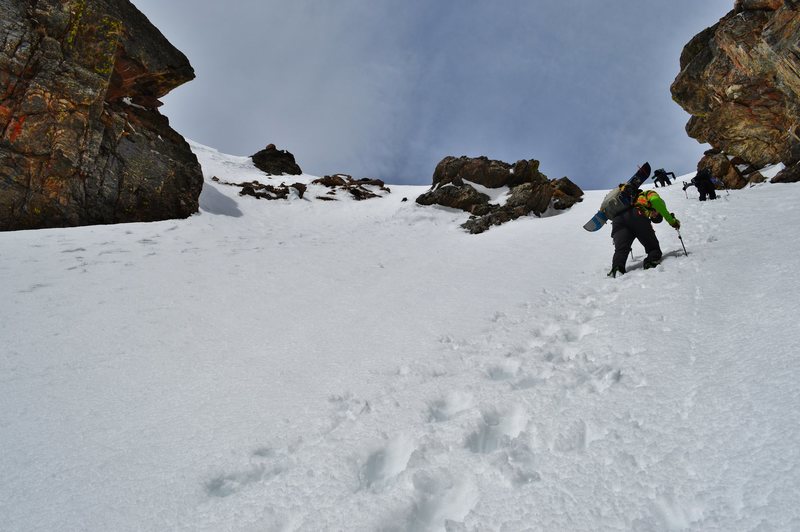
left=1, top=144, right=798, bottom=531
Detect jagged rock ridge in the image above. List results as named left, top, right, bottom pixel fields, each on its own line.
left=671, top=0, right=800, bottom=184
left=0, top=0, right=203, bottom=231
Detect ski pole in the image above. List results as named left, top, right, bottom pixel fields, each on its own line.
left=677, top=229, right=688, bottom=256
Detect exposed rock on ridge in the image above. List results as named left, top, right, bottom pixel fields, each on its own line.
left=671, top=0, right=800, bottom=184
left=0, top=0, right=203, bottom=231
left=311, top=174, right=391, bottom=201
left=250, top=144, right=302, bottom=176
left=416, top=155, right=583, bottom=234
left=209, top=172, right=391, bottom=203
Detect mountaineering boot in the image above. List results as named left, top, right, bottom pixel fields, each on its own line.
left=643, top=258, right=661, bottom=270
left=607, top=266, right=625, bottom=278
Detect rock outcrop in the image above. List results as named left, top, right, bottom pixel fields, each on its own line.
left=0, top=0, right=203, bottom=231
left=210, top=176, right=307, bottom=200
left=209, top=172, right=390, bottom=202
left=697, top=151, right=748, bottom=189
left=671, top=1, right=800, bottom=185
left=416, top=155, right=583, bottom=234
left=250, top=144, right=302, bottom=176
left=311, top=174, right=390, bottom=201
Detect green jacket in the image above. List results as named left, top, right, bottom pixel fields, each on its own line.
left=635, top=190, right=677, bottom=226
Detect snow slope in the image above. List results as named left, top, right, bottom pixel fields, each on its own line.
left=1, top=144, right=798, bottom=531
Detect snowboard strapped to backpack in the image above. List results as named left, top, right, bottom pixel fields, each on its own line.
left=599, top=183, right=637, bottom=219
left=582, top=162, right=651, bottom=232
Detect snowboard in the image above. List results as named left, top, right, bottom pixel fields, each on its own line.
left=582, top=210, right=608, bottom=231
left=582, top=162, right=652, bottom=232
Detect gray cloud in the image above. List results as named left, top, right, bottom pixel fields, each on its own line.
left=134, top=0, right=733, bottom=189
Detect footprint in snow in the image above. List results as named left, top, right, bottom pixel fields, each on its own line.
left=579, top=364, right=624, bottom=394
left=396, top=469, right=479, bottom=532
left=542, top=343, right=581, bottom=364
left=562, top=323, right=597, bottom=342
left=490, top=311, right=507, bottom=323
left=552, top=421, right=587, bottom=453
left=485, top=358, right=521, bottom=381
left=551, top=419, right=607, bottom=454
left=511, top=373, right=549, bottom=390
left=466, top=404, right=528, bottom=454
left=649, top=489, right=705, bottom=530
left=573, top=308, right=604, bottom=325
left=205, top=448, right=288, bottom=498
left=494, top=439, right=542, bottom=487
left=428, top=391, right=474, bottom=422
left=359, top=433, right=416, bottom=489
left=327, top=392, right=371, bottom=430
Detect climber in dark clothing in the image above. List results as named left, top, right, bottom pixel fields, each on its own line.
left=608, top=189, right=680, bottom=277
left=653, top=168, right=675, bottom=187
left=683, top=168, right=717, bottom=201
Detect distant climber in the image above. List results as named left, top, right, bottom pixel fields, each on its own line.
left=608, top=188, right=681, bottom=277
left=653, top=168, right=675, bottom=187
left=682, top=168, right=718, bottom=201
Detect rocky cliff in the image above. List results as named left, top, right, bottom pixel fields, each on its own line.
left=671, top=0, right=800, bottom=184
left=0, top=0, right=203, bottom=231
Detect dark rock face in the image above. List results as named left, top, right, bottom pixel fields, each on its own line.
left=671, top=1, right=800, bottom=179
left=416, top=182, right=491, bottom=214
left=735, top=0, right=783, bottom=10
left=250, top=144, right=302, bottom=176
left=429, top=156, right=548, bottom=190
left=771, top=163, right=800, bottom=183
left=551, top=177, right=585, bottom=210
left=416, top=155, right=583, bottom=234
left=0, top=0, right=204, bottom=231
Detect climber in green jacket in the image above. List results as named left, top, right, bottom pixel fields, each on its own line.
left=608, top=189, right=680, bottom=277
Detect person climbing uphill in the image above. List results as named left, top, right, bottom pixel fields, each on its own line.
left=608, top=188, right=680, bottom=277
left=682, top=167, right=718, bottom=201
left=653, top=168, right=675, bottom=187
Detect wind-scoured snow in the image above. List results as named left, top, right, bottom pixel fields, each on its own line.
left=1, top=143, right=798, bottom=531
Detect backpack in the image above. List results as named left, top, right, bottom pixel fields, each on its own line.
left=600, top=184, right=637, bottom=219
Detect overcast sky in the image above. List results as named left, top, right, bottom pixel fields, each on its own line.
left=132, top=0, right=733, bottom=189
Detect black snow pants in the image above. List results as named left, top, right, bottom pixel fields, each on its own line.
left=697, top=180, right=717, bottom=201
left=611, top=209, right=662, bottom=272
